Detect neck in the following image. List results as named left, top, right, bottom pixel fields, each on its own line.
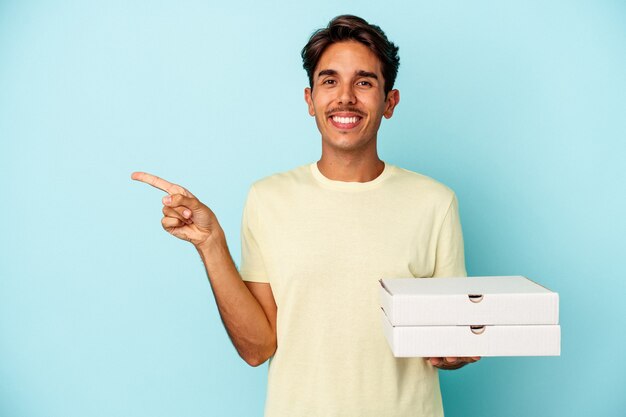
left=317, top=146, right=384, bottom=182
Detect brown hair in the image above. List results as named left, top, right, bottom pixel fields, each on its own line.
left=301, top=15, right=400, bottom=95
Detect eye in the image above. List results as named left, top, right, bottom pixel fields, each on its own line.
left=357, top=80, right=372, bottom=87
left=322, top=79, right=336, bottom=85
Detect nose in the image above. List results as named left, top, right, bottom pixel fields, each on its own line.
left=337, top=83, right=356, bottom=105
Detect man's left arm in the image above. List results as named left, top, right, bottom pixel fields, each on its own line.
left=430, top=194, right=480, bottom=370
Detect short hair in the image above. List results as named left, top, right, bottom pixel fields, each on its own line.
left=301, top=15, right=400, bottom=95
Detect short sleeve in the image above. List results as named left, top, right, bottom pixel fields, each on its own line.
left=240, top=185, right=269, bottom=283
left=433, top=194, right=467, bottom=277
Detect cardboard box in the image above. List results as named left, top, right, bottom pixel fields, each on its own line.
left=380, top=276, right=559, bottom=326
left=379, top=276, right=561, bottom=357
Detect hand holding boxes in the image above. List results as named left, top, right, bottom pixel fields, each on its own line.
left=379, top=276, right=561, bottom=357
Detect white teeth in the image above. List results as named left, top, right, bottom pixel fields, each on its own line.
left=332, top=116, right=359, bottom=124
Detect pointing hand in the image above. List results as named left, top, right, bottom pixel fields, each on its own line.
left=131, top=172, right=219, bottom=247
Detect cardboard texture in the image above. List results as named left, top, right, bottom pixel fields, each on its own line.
left=380, top=276, right=559, bottom=325
left=379, top=276, right=561, bottom=357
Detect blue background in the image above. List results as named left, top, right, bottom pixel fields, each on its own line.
left=1, top=1, right=625, bottom=416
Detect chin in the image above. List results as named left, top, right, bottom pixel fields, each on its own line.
left=326, top=138, right=370, bottom=152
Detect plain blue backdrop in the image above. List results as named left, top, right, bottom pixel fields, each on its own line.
left=1, top=1, right=625, bottom=416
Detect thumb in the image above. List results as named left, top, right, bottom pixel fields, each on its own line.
left=163, top=193, right=204, bottom=210
left=163, top=193, right=214, bottom=230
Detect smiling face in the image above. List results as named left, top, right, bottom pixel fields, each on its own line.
left=304, top=41, right=399, bottom=154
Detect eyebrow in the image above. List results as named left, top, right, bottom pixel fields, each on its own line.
left=355, top=70, right=378, bottom=80
left=317, top=69, right=379, bottom=80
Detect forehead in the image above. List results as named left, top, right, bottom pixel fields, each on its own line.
left=315, top=41, right=382, bottom=77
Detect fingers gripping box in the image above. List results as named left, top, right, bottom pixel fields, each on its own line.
left=379, top=276, right=561, bottom=357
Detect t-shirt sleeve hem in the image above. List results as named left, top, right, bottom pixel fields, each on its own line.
left=240, top=270, right=270, bottom=283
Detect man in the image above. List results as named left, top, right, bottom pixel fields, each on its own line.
left=133, top=15, right=478, bottom=417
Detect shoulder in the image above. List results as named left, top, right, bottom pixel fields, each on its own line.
left=387, top=165, right=457, bottom=204
left=247, top=164, right=314, bottom=198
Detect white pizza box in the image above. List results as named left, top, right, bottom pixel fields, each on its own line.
left=379, top=276, right=559, bottom=326
left=381, top=309, right=561, bottom=357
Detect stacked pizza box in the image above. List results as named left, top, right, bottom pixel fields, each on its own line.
left=379, top=276, right=561, bottom=357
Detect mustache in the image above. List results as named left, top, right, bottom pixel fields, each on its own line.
left=325, top=107, right=366, bottom=117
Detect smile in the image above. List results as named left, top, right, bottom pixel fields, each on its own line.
left=329, top=115, right=363, bottom=129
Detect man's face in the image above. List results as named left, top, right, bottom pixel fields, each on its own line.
left=304, top=41, right=399, bottom=154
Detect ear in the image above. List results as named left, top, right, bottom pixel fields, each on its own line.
left=304, top=87, right=315, bottom=116
left=383, top=89, right=400, bottom=119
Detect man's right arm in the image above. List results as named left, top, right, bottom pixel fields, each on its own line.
left=197, top=235, right=277, bottom=367
left=131, top=172, right=277, bottom=367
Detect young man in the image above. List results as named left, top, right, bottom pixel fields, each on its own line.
left=133, top=15, right=478, bottom=417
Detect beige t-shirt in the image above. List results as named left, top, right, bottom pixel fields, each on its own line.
left=240, top=162, right=466, bottom=417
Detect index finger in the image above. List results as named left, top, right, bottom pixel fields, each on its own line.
left=131, top=172, right=178, bottom=194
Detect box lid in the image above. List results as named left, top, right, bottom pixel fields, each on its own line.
left=379, top=276, right=559, bottom=326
